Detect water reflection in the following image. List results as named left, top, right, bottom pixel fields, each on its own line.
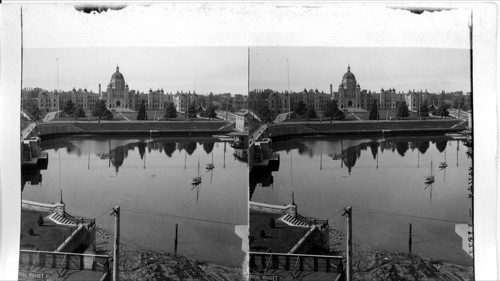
left=251, top=135, right=472, bottom=266
left=24, top=136, right=248, bottom=267
left=267, top=137, right=462, bottom=174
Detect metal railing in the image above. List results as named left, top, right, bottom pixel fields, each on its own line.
left=19, top=250, right=109, bottom=272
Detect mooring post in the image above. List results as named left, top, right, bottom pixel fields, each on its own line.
left=111, top=205, right=120, bottom=281
left=409, top=223, right=412, bottom=254
left=342, top=205, right=352, bottom=281
left=174, top=224, right=179, bottom=256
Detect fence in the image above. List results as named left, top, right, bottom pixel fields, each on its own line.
left=249, top=252, right=344, bottom=274
left=19, top=250, right=109, bottom=272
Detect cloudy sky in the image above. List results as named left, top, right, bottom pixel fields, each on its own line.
left=250, top=47, right=470, bottom=94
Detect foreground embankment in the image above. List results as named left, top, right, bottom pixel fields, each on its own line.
left=267, top=119, right=467, bottom=139
left=352, top=250, right=473, bottom=280
left=118, top=250, right=245, bottom=281
left=28, top=121, right=234, bottom=139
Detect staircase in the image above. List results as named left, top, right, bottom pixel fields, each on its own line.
left=279, top=214, right=310, bottom=228
left=48, top=213, right=77, bottom=227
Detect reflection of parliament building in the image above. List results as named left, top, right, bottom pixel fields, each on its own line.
left=267, top=65, right=431, bottom=115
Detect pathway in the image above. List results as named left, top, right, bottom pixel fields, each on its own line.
left=21, top=122, right=36, bottom=141
left=119, top=112, right=131, bottom=121
left=43, top=110, right=61, bottom=122
left=348, top=112, right=363, bottom=121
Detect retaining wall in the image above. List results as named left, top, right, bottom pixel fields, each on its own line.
left=21, top=200, right=65, bottom=216
left=289, top=226, right=329, bottom=254
left=56, top=224, right=92, bottom=252
left=249, top=201, right=296, bottom=217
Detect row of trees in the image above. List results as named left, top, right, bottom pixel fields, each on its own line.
left=293, top=100, right=345, bottom=121
left=368, top=99, right=450, bottom=120
left=136, top=100, right=218, bottom=121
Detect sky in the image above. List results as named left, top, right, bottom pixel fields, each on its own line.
left=23, top=47, right=248, bottom=95
left=250, top=47, right=470, bottom=94
left=20, top=4, right=472, bottom=96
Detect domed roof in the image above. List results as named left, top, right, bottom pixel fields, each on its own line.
left=111, top=65, right=124, bottom=81
left=109, top=65, right=126, bottom=90
left=341, top=65, right=357, bottom=90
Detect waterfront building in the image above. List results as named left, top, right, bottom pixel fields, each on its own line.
left=235, top=109, right=262, bottom=132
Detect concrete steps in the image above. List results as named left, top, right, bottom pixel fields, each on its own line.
left=279, top=214, right=310, bottom=228
left=48, top=213, right=77, bottom=227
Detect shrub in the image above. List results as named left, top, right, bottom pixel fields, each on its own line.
left=268, top=217, right=276, bottom=228
left=260, top=230, right=266, bottom=238
left=37, top=215, right=44, bottom=226
left=28, top=228, right=34, bottom=236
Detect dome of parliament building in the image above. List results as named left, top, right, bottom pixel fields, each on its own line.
left=109, top=65, right=125, bottom=90
left=341, top=65, right=357, bottom=90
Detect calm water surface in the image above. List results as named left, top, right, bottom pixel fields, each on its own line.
left=22, top=136, right=248, bottom=267
left=251, top=135, right=473, bottom=266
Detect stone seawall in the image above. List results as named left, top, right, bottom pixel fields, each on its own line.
left=32, top=121, right=233, bottom=138
left=22, top=200, right=65, bottom=216
left=249, top=201, right=296, bottom=216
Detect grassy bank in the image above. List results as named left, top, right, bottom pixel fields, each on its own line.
left=32, top=121, right=234, bottom=139
left=266, top=119, right=466, bottom=140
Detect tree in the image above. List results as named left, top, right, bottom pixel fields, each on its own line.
left=204, top=104, right=217, bottom=119
left=419, top=100, right=429, bottom=118
left=137, top=100, right=147, bottom=120
left=164, top=102, right=177, bottom=120
left=92, top=100, right=107, bottom=120
left=396, top=102, right=409, bottom=119
left=294, top=100, right=307, bottom=118
left=63, top=100, right=76, bottom=118
left=324, top=101, right=345, bottom=121
left=305, top=106, right=317, bottom=120
left=187, top=102, right=197, bottom=119
left=436, top=102, right=449, bottom=118
left=102, top=109, right=113, bottom=120
left=76, top=105, right=86, bottom=118
left=29, top=106, right=42, bottom=121
left=430, top=105, right=437, bottom=116
left=368, top=100, right=379, bottom=120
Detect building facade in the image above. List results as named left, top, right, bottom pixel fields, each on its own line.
left=331, top=65, right=370, bottom=110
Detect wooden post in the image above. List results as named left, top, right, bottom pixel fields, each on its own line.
left=345, top=205, right=352, bottom=281
left=174, top=224, right=178, bottom=256
left=111, top=206, right=120, bottom=281
left=409, top=223, right=412, bottom=254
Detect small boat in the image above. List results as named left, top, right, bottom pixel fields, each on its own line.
left=425, top=160, right=435, bottom=185
left=439, top=162, right=447, bottom=170
left=206, top=163, right=215, bottom=171
left=191, top=160, right=202, bottom=186
left=213, top=135, right=234, bottom=142
left=191, top=176, right=202, bottom=185
left=329, top=153, right=345, bottom=160
left=98, top=153, right=109, bottom=160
